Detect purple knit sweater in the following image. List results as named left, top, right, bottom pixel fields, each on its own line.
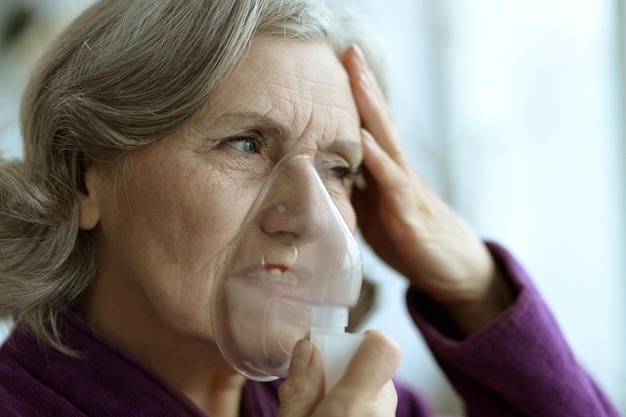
left=0, top=243, right=620, bottom=416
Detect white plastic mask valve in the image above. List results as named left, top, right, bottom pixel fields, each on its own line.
left=309, top=305, right=365, bottom=393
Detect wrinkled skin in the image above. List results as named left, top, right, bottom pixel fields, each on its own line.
left=79, top=40, right=512, bottom=417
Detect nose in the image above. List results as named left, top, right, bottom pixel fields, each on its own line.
left=259, top=153, right=331, bottom=243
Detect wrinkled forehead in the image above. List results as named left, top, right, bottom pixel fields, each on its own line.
left=190, top=38, right=361, bottom=153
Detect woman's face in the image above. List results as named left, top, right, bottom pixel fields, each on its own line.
left=83, top=39, right=362, bottom=345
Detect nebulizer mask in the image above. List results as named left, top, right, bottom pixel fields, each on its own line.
left=212, top=148, right=364, bottom=391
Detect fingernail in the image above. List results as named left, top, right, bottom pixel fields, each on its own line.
left=359, top=71, right=370, bottom=89
left=355, top=170, right=367, bottom=191
left=353, top=44, right=366, bottom=63
left=291, top=339, right=313, bottom=370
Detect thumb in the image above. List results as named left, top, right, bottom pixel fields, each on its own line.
left=277, top=339, right=325, bottom=417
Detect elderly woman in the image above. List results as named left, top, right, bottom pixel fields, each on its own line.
left=0, top=1, right=619, bottom=416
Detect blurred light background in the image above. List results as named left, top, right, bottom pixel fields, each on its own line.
left=1, top=0, right=625, bottom=415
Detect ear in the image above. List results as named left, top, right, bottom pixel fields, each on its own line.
left=78, top=163, right=102, bottom=230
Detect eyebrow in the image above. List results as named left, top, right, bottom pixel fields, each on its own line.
left=215, top=112, right=293, bottom=139
left=214, top=111, right=363, bottom=161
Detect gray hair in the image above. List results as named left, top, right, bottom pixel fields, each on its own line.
left=0, top=0, right=385, bottom=352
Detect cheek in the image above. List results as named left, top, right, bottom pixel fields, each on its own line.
left=334, top=198, right=357, bottom=233
left=98, top=162, right=261, bottom=336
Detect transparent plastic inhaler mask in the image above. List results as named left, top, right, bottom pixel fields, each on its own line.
left=212, top=148, right=364, bottom=383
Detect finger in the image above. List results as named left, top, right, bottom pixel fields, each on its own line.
left=360, top=128, right=404, bottom=190
left=342, top=45, right=387, bottom=107
left=362, top=126, right=435, bottom=198
left=377, top=379, right=400, bottom=415
left=332, top=330, right=401, bottom=398
left=343, top=45, right=407, bottom=165
left=278, top=339, right=325, bottom=417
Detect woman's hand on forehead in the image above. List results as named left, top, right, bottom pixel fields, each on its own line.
left=343, top=44, right=514, bottom=336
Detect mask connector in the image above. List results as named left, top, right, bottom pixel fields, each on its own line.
left=309, top=305, right=365, bottom=393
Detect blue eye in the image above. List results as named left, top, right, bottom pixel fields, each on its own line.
left=330, top=166, right=353, bottom=180
left=226, top=136, right=259, bottom=154
left=323, top=154, right=359, bottom=189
